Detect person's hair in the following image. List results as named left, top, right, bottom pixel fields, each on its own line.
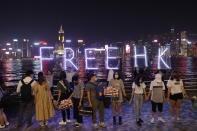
left=170, top=71, right=180, bottom=81
left=38, top=72, right=46, bottom=85
left=134, top=75, right=144, bottom=87
left=72, top=75, right=79, bottom=82
left=26, top=70, right=34, bottom=76
left=59, top=71, right=67, bottom=80
left=113, top=71, right=121, bottom=80
left=88, top=73, right=96, bottom=81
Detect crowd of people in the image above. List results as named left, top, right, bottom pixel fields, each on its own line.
left=0, top=68, right=188, bottom=129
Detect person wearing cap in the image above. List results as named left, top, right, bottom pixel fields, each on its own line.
left=147, top=73, right=166, bottom=123
left=86, top=74, right=106, bottom=128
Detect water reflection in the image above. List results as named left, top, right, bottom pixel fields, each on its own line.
left=0, top=57, right=197, bottom=87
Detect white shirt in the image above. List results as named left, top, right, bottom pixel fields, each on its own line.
left=132, top=82, right=146, bottom=94
left=17, top=76, right=36, bottom=93
left=167, top=79, right=184, bottom=95
left=150, top=80, right=165, bottom=103
left=66, top=72, right=75, bottom=83
left=107, top=69, right=114, bottom=82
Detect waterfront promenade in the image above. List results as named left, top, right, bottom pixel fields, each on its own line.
left=1, top=99, right=197, bottom=131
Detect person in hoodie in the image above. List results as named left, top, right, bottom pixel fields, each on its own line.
left=16, top=70, right=36, bottom=128
left=147, top=73, right=166, bottom=124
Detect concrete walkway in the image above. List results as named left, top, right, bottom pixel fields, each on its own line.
left=1, top=100, right=197, bottom=131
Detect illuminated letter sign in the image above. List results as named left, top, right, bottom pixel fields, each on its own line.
left=134, top=46, right=148, bottom=67
left=85, top=48, right=98, bottom=70
left=158, top=47, right=170, bottom=69
left=39, top=47, right=54, bottom=71
left=64, top=48, right=78, bottom=70
left=105, top=45, right=119, bottom=70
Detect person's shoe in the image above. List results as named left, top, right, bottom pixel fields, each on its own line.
left=74, top=123, right=82, bottom=128
left=17, top=124, right=22, bottom=128
left=93, top=123, right=98, bottom=128
left=66, top=119, right=71, bottom=123
left=113, top=116, right=116, bottom=125
left=39, top=122, right=45, bottom=127
left=139, top=118, right=144, bottom=123
left=119, top=116, right=122, bottom=125
left=0, top=125, right=5, bottom=129
left=158, top=117, right=166, bottom=123
left=26, top=123, right=32, bottom=128
left=5, top=122, right=9, bottom=126
left=150, top=118, right=155, bottom=124
left=176, top=117, right=180, bottom=121
left=136, top=121, right=142, bottom=126
left=59, top=121, right=67, bottom=125
left=45, top=121, right=48, bottom=126
left=99, top=122, right=106, bottom=128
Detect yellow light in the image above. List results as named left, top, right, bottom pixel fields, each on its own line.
left=58, top=36, right=60, bottom=41
left=62, top=36, right=64, bottom=42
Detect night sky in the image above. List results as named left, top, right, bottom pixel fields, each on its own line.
left=0, top=0, right=196, bottom=43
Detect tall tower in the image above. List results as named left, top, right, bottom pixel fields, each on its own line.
left=180, top=31, right=188, bottom=56
left=58, top=25, right=65, bottom=43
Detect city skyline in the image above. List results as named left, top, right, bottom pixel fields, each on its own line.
left=0, top=0, right=197, bottom=43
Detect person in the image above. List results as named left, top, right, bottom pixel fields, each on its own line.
left=57, top=71, right=72, bottom=125
left=68, top=75, right=84, bottom=128
left=107, top=66, right=114, bottom=83
left=66, top=67, right=76, bottom=83
left=86, top=74, right=105, bottom=128
left=108, top=72, right=126, bottom=125
left=33, top=72, right=55, bottom=126
left=131, top=75, right=147, bottom=126
left=0, top=76, right=9, bottom=129
left=167, top=71, right=188, bottom=121
left=45, top=71, right=54, bottom=89
left=147, top=73, right=166, bottom=123
left=17, top=70, right=35, bottom=128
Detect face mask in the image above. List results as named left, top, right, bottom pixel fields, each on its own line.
left=115, top=75, right=119, bottom=79
left=95, top=78, right=97, bottom=81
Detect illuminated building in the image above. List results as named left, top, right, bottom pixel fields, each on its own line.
left=180, top=31, right=188, bottom=56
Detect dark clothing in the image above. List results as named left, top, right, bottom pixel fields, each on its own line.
left=73, top=98, right=83, bottom=123
left=57, top=80, right=71, bottom=121
left=61, top=108, right=70, bottom=122
left=170, top=93, right=183, bottom=101
left=18, top=100, right=34, bottom=125
left=151, top=101, right=163, bottom=112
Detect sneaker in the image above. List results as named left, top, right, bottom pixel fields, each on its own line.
left=59, top=121, right=67, bottom=125
left=139, top=118, right=144, bottom=123
left=158, top=117, right=166, bottom=123
left=150, top=118, right=155, bottom=124
left=136, top=121, right=142, bottom=126
left=93, top=123, right=98, bottom=128
left=39, top=122, right=45, bottom=127
left=99, top=122, right=106, bottom=128
left=176, top=117, right=180, bottom=121
left=45, top=121, right=48, bottom=126
left=74, top=123, right=82, bottom=128
left=5, top=122, right=9, bottom=126
left=0, top=125, right=5, bottom=129
left=66, top=119, right=71, bottom=123
left=26, top=123, right=32, bottom=128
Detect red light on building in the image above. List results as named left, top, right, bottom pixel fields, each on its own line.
left=39, top=41, right=48, bottom=45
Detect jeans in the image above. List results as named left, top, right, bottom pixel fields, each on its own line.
left=18, top=100, right=34, bottom=125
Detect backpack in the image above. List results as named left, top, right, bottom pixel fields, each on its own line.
left=20, top=79, right=34, bottom=102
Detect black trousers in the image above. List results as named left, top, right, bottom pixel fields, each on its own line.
left=73, top=98, right=83, bottom=123
left=18, top=100, right=34, bottom=125
left=61, top=108, right=70, bottom=122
